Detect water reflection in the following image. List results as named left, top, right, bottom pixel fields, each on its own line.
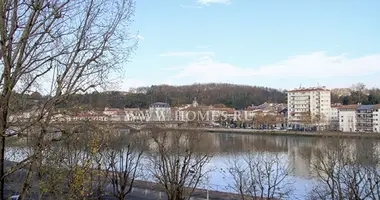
left=5, top=130, right=380, bottom=199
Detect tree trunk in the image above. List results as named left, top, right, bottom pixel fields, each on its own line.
left=0, top=134, right=4, bottom=200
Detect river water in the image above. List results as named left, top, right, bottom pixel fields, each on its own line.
left=6, top=131, right=380, bottom=199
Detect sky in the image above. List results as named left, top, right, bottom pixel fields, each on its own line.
left=118, top=0, right=380, bottom=91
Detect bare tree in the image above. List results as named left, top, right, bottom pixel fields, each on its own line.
left=0, top=0, right=137, bottom=198
left=299, top=112, right=312, bottom=131
left=224, top=153, right=294, bottom=200
left=146, top=128, right=213, bottom=200
left=106, top=132, right=144, bottom=200
left=312, top=113, right=327, bottom=132
left=308, top=138, right=380, bottom=200
left=351, top=83, right=366, bottom=103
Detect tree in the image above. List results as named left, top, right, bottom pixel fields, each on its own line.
left=308, top=138, right=380, bottom=200
left=351, top=82, right=366, bottom=103
left=0, top=0, right=137, bottom=198
left=299, top=112, right=312, bottom=130
left=223, top=154, right=294, bottom=199
left=146, top=128, right=213, bottom=200
left=106, top=132, right=144, bottom=200
left=312, top=113, right=327, bottom=132
left=342, top=96, right=350, bottom=105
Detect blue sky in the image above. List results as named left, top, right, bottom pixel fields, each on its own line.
left=118, top=0, right=380, bottom=91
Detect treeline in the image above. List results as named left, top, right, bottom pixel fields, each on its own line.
left=20, top=83, right=286, bottom=110
left=18, top=83, right=380, bottom=111
left=73, top=83, right=287, bottom=109
left=333, top=89, right=380, bottom=105
left=330, top=83, right=380, bottom=105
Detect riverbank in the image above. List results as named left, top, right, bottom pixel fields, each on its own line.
left=4, top=160, right=270, bottom=200
left=164, top=127, right=380, bottom=138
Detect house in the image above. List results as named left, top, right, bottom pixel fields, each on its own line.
left=148, top=102, right=171, bottom=121
left=103, top=107, right=122, bottom=116
left=124, top=108, right=145, bottom=122
left=338, top=105, right=359, bottom=132
left=73, top=111, right=108, bottom=121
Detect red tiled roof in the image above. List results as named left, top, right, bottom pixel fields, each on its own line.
left=210, top=108, right=235, bottom=114
left=337, top=105, right=360, bottom=110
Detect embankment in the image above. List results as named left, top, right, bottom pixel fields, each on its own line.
left=163, top=127, right=380, bottom=139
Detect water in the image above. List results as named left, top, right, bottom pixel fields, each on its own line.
left=6, top=131, right=380, bottom=199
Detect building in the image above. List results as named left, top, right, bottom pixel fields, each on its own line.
left=329, top=106, right=340, bottom=130
left=355, top=104, right=380, bottom=132
left=287, top=86, right=331, bottom=128
left=338, top=105, right=359, bottom=132
left=124, top=108, right=145, bottom=122
left=148, top=102, right=171, bottom=121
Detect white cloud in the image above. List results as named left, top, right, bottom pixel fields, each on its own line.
left=197, top=0, right=231, bottom=5
left=159, top=51, right=215, bottom=57
left=169, top=52, right=380, bottom=82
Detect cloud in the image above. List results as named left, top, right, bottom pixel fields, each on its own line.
left=169, top=52, right=380, bottom=82
left=159, top=51, right=215, bottom=57
left=197, top=0, right=231, bottom=5
left=131, top=34, right=144, bottom=40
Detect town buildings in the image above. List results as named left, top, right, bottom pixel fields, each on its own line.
left=336, top=104, right=380, bottom=133
left=287, top=86, right=331, bottom=128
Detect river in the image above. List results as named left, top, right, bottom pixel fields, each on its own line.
left=5, top=131, right=380, bottom=199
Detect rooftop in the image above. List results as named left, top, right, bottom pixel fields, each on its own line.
left=150, top=102, right=170, bottom=107
left=337, top=105, right=360, bottom=110
left=357, top=104, right=377, bottom=110
left=288, top=86, right=330, bottom=92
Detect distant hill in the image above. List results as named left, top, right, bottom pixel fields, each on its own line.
left=61, top=83, right=287, bottom=110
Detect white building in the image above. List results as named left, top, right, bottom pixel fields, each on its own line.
left=338, top=105, right=358, bottom=132
left=148, top=102, right=171, bottom=121
left=287, top=86, right=331, bottom=127
left=329, top=106, right=340, bottom=130
left=373, top=106, right=380, bottom=132
left=355, top=104, right=380, bottom=132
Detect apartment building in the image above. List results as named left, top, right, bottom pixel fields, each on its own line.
left=329, top=106, right=340, bottom=130
left=338, top=105, right=359, bottom=132
left=356, top=104, right=380, bottom=132
left=287, top=86, right=331, bottom=127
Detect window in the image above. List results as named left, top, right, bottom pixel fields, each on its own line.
left=341, top=119, right=344, bottom=122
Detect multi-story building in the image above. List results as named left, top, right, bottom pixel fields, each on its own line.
left=338, top=105, right=359, bottom=132
left=373, top=106, right=380, bottom=132
left=329, top=106, right=340, bottom=130
left=287, top=86, right=331, bottom=127
left=355, top=104, right=380, bottom=132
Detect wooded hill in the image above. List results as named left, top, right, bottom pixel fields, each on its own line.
left=63, top=83, right=287, bottom=110
left=18, top=83, right=380, bottom=111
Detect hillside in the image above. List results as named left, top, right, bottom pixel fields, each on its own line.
left=65, top=83, right=287, bottom=109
